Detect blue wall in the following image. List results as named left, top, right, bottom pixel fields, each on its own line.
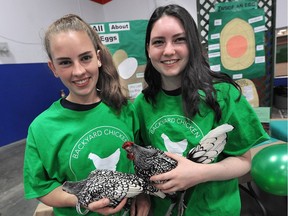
left=0, top=63, right=66, bottom=147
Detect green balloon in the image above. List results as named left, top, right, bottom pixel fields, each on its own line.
left=251, top=143, right=288, bottom=196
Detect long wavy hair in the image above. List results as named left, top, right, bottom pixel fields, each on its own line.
left=143, top=4, right=241, bottom=122
left=44, top=14, right=127, bottom=112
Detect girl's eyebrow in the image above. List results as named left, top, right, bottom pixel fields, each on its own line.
left=79, top=51, right=93, bottom=57
left=151, top=36, right=164, bottom=40
left=54, top=51, right=93, bottom=61
left=54, top=57, right=70, bottom=61
left=173, top=32, right=186, bottom=37
left=151, top=32, right=186, bottom=40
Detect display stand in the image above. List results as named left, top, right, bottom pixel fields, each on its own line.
left=196, top=1, right=278, bottom=215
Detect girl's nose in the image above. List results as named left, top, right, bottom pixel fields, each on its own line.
left=163, top=42, right=176, bottom=56
left=72, top=62, right=85, bottom=76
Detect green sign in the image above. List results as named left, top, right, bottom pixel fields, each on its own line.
left=215, top=0, right=258, bottom=12
left=90, top=20, right=148, bottom=99
left=208, top=7, right=266, bottom=79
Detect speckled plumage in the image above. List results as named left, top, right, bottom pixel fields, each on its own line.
left=133, top=146, right=177, bottom=183
left=122, top=142, right=179, bottom=209
left=62, top=169, right=147, bottom=214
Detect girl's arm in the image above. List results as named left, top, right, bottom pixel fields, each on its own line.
left=38, top=186, right=126, bottom=214
left=150, top=151, right=251, bottom=193
left=38, top=186, right=77, bottom=207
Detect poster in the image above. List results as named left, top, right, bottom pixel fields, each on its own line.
left=208, top=1, right=266, bottom=79
left=90, top=20, right=148, bottom=99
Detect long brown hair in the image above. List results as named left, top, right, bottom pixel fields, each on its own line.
left=44, top=14, right=127, bottom=112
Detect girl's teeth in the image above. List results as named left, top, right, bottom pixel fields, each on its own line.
left=163, top=60, right=177, bottom=64
left=75, top=78, right=88, bottom=84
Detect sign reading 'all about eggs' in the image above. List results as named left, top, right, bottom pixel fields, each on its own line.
left=90, top=20, right=148, bottom=100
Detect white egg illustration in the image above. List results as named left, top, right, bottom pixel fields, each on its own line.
left=117, top=57, right=138, bottom=80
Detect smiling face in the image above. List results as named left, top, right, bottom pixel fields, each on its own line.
left=147, top=15, right=189, bottom=90
left=48, top=30, right=101, bottom=104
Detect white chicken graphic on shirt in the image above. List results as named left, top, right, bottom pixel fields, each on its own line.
left=161, top=133, right=188, bottom=155
left=88, top=148, right=120, bottom=171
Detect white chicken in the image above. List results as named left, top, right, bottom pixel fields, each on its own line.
left=161, top=133, right=188, bottom=155
left=88, top=148, right=120, bottom=171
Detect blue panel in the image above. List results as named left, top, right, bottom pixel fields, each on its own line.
left=0, top=63, right=67, bottom=147
left=274, top=76, right=288, bottom=87
left=270, top=119, right=288, bottom=142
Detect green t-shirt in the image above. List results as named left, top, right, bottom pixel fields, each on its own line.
left=23, top=100, right=139, bottom=216
left=133, top=83, right=269, bottom=216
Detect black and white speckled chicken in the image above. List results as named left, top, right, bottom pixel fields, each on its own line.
left=62, top=169, right=155, bottom=215
left=122, top=123, right=234, bottom=216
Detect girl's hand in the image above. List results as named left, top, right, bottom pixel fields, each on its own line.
left=88, top=198, right=127, bottom=215
left=130, top=193, right=150, bottom=216
left=150, top=150, right=252, bottom=194
left=150, top=152, right=206, bottom=193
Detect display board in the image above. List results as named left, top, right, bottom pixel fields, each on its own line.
left=90, top=20, right=148, bottom=99
left=197, top=0, right=276, bottom=108
left=208, top=1, right=266, bottom=79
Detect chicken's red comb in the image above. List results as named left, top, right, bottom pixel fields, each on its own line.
left=122, top=141, right=134, bottom=149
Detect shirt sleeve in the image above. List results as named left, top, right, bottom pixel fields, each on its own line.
left=216, top=83, right=270, bottom=156
left=23, top=126, right=61, bottom=199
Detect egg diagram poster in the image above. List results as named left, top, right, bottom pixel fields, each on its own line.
left=90, top=20, right=148, bottom=99
left=208, top=1, right=266, bottom=79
